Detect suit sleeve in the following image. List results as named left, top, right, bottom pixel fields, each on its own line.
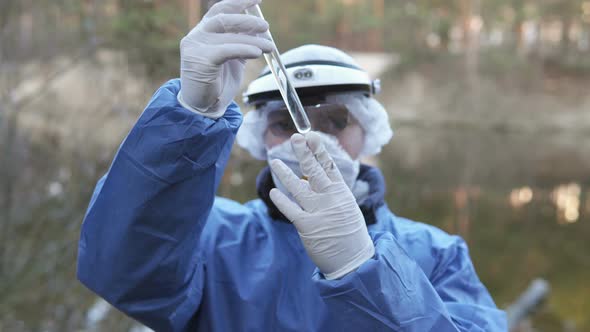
left=313, top=232, right=507, bottom=331
left=77, top=79, right=241, bottom=332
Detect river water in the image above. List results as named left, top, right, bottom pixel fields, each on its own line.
left=1, top=64, right=588, bottom=331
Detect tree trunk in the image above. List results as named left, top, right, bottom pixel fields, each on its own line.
left=0, top=106, right=19, bottom=277
left=367, top=0, right=384, bottom=51
left=459, top=0, right=479, bottom=227
left=316, top=0, right=326, bottom=15
left=186, top=0, right=202, bottom=27
left=560, top=17, right=571, bottom=54
left=460, top=0, right=472, bottom=51
left=461, top=0, right=480, bottom=88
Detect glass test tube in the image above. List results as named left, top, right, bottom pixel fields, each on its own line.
left=245, top=5, right=311, bottom=134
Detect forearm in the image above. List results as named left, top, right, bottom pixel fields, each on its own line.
left=313, top=232, right=506, bottom=331
left=77, top=79, right=241, bottom=331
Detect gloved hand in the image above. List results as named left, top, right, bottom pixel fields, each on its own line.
left=269, top=132, right=375, bottom=280
left=178, top=0, right=273, bottom=118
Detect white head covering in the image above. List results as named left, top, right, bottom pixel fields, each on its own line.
left=236, top=44, right=393, bottom=160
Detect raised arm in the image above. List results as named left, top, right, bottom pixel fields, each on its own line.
left=314, top=231, right=507, bottom=331
left=77, top=80, right=241, bottom=331
left=77, top=1, right=272, bottom=330
left=269, top=132, right=507, bottom=331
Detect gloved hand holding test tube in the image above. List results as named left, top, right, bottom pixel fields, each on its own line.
left=245, top=5, right=312, bottom=134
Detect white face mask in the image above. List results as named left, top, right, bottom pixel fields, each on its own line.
left=266, top=133, right=360, bottom=198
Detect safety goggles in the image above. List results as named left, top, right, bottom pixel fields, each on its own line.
left=264, top=102, right=355, bottom=138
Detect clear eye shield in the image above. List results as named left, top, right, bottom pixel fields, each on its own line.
left=236, top=89, right=393, bottom=161
left=259, top=99, right=356, bottom=139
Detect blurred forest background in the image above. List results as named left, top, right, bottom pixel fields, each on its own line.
left=1, top=0, right=589, bottom=331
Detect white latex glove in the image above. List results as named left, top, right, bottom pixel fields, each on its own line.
left=269, top=132, right=375, bottom=280
left=178, top=0, right=273, bottom=118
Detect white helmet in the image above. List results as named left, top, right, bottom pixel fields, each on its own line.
left=237, top=44, right=393, bottom=160
left=244, top=45, right=381, bottom=104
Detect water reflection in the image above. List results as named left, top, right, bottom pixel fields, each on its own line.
left=552, top=183, right=581, bottom=224
left=510, top=187, right=534, bottom=208
left=2, top=108, right=589, bottom=331
left=374, top=127, right=590, bottom=331
left=509, top=183, right=583, bottom=224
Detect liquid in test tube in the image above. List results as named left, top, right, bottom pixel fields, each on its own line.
left=245, top=5, right=311, bottom=134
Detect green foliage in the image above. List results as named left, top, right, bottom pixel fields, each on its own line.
left=90, top=0, right=590, bottom=80
left=108, top=1, right=185, bottom=78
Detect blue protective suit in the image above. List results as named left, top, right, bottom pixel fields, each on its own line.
left=77, top=79, right=507, bottom=332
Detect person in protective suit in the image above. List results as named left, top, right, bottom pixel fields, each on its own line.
left=77, top=0, right=507, bottom=331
